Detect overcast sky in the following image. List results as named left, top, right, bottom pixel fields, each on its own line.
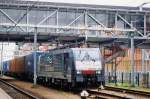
left=23, top=0, right=150, bottom=7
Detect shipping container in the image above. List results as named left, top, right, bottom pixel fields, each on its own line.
left=2, top=52, right=43, bottom=79
left=24, top=52, right=43, bottom=79
left=9, top=56, right=25, bottom=76
left=3, top=61, right=10, bottom=74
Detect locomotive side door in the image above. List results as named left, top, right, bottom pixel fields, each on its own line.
left=63, top=53, right=69, bottom=77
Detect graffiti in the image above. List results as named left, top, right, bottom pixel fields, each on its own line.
left=77, top=50, right=96, bottom=62
left=81, top=52, right=95, bottom=62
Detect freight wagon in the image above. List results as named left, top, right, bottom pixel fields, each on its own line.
left=3, top=56, right=25, bottom=78
left=3, top=61, right=10, bottom=75
left=9, top=56, right=25, bottom=78
left=24, top=52, right=43, bottom=81
left=3, top=52, right=43, bottom=80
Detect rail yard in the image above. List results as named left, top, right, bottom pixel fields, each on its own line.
left=0, top=0, right=150, bottom=99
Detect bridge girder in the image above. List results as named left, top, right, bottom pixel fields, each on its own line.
left=0, top=1, right=150, bottom=42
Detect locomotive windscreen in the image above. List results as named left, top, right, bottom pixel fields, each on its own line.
left=72, top=48, right=102, bottom=71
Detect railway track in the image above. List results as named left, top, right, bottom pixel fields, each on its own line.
left=105, top=86, right=150, bottom=97
left=0, top=78, right=39, bottom=99
left=87, top=89, right=132, bottom=99
left=86, top=86, right=150, bottom=99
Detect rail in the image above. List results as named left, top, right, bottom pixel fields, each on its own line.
left=0, top=78, right=39, bottom=99
left=105, top=86, right=150, bottom=97
left=87, top=89, right=132, bottom=99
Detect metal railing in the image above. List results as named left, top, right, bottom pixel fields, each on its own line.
left=105, top=72, right=150, bottom=88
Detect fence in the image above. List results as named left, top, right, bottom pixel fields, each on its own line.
left=105, top=72, right=150, bottom=88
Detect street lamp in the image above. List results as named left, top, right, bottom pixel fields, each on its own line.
left=139, top=2, right=150, bottom=11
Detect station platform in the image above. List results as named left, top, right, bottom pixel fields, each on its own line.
left=0, top=88, right=12, bottom=99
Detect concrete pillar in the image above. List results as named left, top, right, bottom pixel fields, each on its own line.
left=143, top=15, right=147, bottom=73
left=33, top=27, right=37, bottom=85
left=130, top=37, right=135, bottom=86
left=84, top=11, right=88, bottom=42
left=142, top=49, right=145, bottom=73
left=1, top=42, right=3, bottom=76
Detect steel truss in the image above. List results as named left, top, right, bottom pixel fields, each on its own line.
left=0, top=1, right=149, bottom=39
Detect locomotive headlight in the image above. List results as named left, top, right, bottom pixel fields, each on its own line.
left=96, top=70, right=101, bottom=74
left=77, top=70, right=81, bottom=74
